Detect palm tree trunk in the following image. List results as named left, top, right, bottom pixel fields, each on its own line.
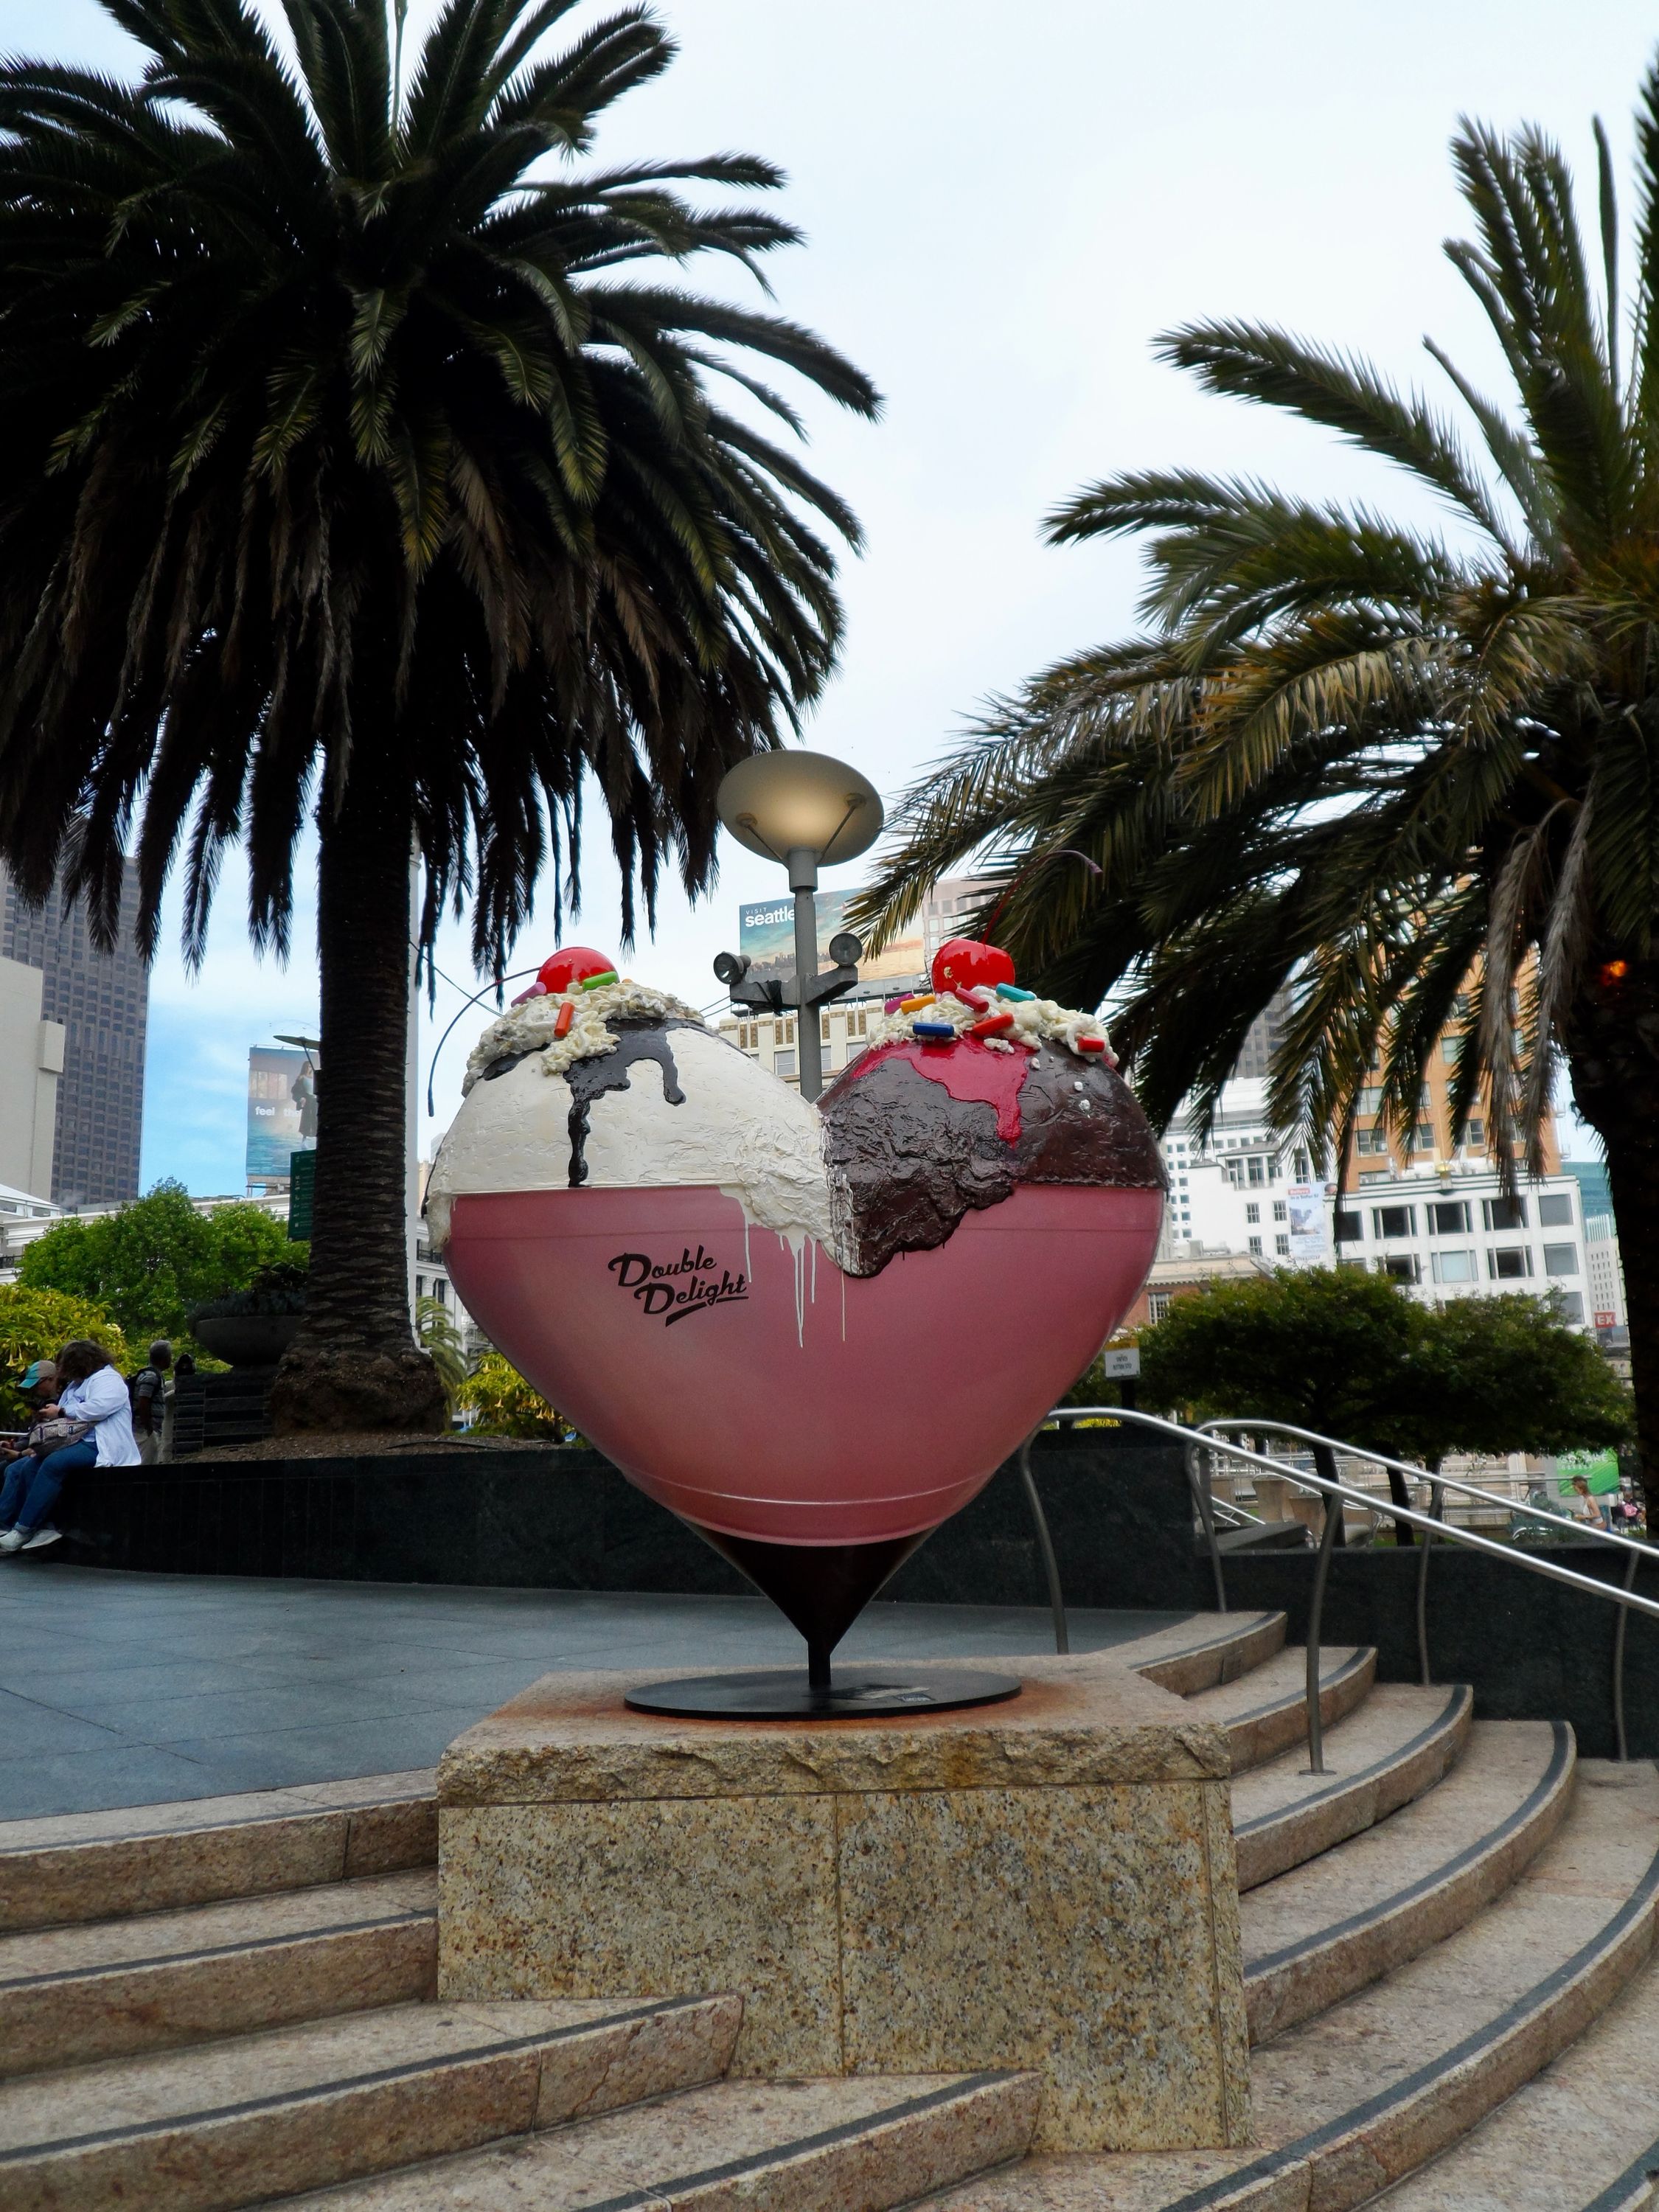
left=1567, top=981, right=1658, bottom=1519
left=268, top=781, right=446, bottom=1436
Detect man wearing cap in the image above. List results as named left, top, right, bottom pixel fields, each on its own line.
left=2, top=1360, right=60, bottom=1456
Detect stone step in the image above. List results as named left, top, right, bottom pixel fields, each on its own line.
left=920, top=1759, right=1659, bottom=2211
left=1233, top=1683, right=1473, bottom=1891
left=1182, top=1644, right=1377, bottom=1773
left=0, top=1867, right=438, bottom=2076
left=1242, top=1720, right=1574, bottom=2042
left=271, top=2068, right=1040, bottom=2211
left=1369, top=1849, right=1659, bottom=2210
left=0, top=1770, right=437, bottom=1933
left=0, top=1992, right=740, bottom=2212
left=1127, top=1610, right=1287, bottom=1697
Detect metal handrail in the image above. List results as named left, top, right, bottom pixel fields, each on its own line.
left=1197, top=1416, right=1648, bottom=1562
left=1030, top=1405, right=1659, bottom=1770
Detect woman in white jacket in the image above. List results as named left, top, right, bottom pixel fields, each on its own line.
left=0, top=1338, right=139, bottom=1554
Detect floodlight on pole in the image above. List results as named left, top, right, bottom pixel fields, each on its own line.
left=714, top=752, right=884, bottom=1100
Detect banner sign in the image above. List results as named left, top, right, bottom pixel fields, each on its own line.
left=247, top=1046, right=319, bottom=1187
left=739, top=890, right=926, bottom=992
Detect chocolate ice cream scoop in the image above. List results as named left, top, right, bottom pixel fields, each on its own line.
left=819, top=1034, right=1164, bottom=1278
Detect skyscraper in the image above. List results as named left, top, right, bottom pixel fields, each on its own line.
left=0, top=863, right=150, bottom=1206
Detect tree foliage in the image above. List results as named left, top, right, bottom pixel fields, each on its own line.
left=0, top=1284, right=127, bottom=1426
left=849, top=64, right=1659, bottom=1165
left=1138, top=1269, right=1632, bottom=1464
left=19, top=1181, right=298, bottom=1347
left=455, top=1349, right=573, bottom=1440
left=0, top=0, right=879, bottom=969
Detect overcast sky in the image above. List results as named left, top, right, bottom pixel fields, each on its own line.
left=12, top=0, right=1655, bottom=1189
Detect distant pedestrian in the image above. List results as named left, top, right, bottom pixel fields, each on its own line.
left=131, top=1340, right=172, bottom=1466
left=0, top=1339, right=139, bottom=1555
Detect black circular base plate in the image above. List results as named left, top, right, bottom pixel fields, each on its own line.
left=625, top=1665, right=1023, bottom=1722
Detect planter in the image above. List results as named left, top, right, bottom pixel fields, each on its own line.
left=192, top=1312, right=303, bottom=1366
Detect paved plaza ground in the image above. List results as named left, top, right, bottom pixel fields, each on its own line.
left=0, top=1564, right=1186, bottom=1819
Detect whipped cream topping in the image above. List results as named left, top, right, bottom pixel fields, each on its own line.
left=462, top=978, right=706, bottom=1093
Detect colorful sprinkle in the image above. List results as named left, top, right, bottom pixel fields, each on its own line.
left=967, top=1012, right=1015, bottom=1039
left=1076, top=1034, right=1107, bottom=1054
left=900, top=992, right=936, bottom=1013
left=995, top=982, right=1036, bottom=1001
left=579, top=969, right=619, bottom=991
left=553, top=1001, right=574, bottom=1039
left=884, top=995, right=908, bottom=1014
left=913, top=1020, right=956, bottom=1042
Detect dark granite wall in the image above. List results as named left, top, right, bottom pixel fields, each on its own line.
left=52, top=1430, right=1658, bottom=1756
left=55, top=1430, right=1207, bottom=1613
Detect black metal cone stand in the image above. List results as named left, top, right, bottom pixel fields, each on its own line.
left=625, top=1526, right=1022, bottom=1721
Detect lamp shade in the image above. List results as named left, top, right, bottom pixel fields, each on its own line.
left=716, top=751, right=883, bottom=866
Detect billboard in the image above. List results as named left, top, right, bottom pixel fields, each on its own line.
left=1284, top=1183, right=1331, bottom=1261
left=247, top=1046, right=319, bottom=1188
left=738, top=890, right=926, bottom=993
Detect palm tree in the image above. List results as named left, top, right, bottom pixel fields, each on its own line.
left=0, top=0, right=877, bottom=1433
left=853, top=66, right=1659, bottom=1491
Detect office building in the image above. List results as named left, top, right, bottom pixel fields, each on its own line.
left=0, top=955, right=63, bottom=1200
left=0, top=861, right=150, bottom=1206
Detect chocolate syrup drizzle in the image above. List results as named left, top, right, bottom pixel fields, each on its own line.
left=564, top=1018, right=690, bottom=1187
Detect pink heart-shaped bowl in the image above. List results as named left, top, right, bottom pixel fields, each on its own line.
left=442, top=1179, right=1162, bottom=1548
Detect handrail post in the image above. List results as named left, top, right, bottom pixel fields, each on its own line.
left=1017, top=1432, right=1069, bottom=1655
left=1613, top=1545, right=1638, bottom=1763
left=1186, top=1438, right=1228, bottom=1613
left=1305, top=1484, right=1343, bottom=1775
left=1416, top=1478, right=1444, bottom=1688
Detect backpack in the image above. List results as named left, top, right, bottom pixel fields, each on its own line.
left=129, top=1365, right=164, bottom=1425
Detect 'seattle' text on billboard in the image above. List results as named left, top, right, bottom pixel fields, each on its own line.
left=738, top=891, right=925, bottom=990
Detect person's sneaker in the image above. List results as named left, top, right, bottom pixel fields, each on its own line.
left=21, top=1527, right=60, bottom=1551
left=0, top=1528, right=27, bottom=1553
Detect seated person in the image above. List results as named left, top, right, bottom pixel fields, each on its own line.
left=0, top=1360, right=63, bottom=1472
left=0, top=1340, right=140, bottom=1554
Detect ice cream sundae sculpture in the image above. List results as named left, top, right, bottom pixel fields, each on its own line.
left=428, top=934, right=1165, bottom=1712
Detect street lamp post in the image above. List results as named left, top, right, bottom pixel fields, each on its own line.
left=714, top=751, right=885, bottom=1102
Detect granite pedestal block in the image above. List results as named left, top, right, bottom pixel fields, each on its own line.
left=436, top=1652, right=1251, bottom=2153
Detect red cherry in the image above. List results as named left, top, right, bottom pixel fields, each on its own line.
left=536, top=945, right=616, bottom=995
left=932, top=937, right=1016, bottom=998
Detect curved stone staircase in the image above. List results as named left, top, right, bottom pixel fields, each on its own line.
left=1, top=1611, right=1655, bottom=2210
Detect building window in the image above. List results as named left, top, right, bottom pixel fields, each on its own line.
left=1554, top=1290, right=1586, bottom=1324
left=1466, top=1119, right=1485, bottom=1147
left=1333, top=1210, right=1363, bottom=1242
left=416, top=1275, right=426, bottom=1298
left=1247, top=1234, right=1262, bottom=1254
left=1245, top=1202, right=1259, bottom=1224
left=1444, top=1036, right=1462, bottom=1064
left=1431, top=1249, right=1477, bottom=1284
left=1273, top=1200, right=1287, bottom=1222
left=1543, top=1243, right=1580, bottom=1277
left=1357, top=1085, right=1384, bottom=1113
left=1428, top=1200, right=1471, bottom=1234
left=1246, top=1156, right=1265, bottom=1186
left=773, top=1051, right=796, bottom=1078
left=1483, top=1196, right=1527, bottom=1231
left=1275, top=1234, right=1290, bottom=1256
left=1538, top=1193, right=1575, bottom=1227
left=1357, top=1127, right=1390, bottom=1155
left=1488, top=1247, right=1532, bottom=1279
left=1378, top=1253, right=1420, bottom=1282
left=1148, top=1293, right=1171, bottom=1321
left=1408, top=1121, right=1436, bottom=1152
left=1293, top=1149, right=1310, bottom=1179
left=1371, top=1204, right=1416, bottom=1239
